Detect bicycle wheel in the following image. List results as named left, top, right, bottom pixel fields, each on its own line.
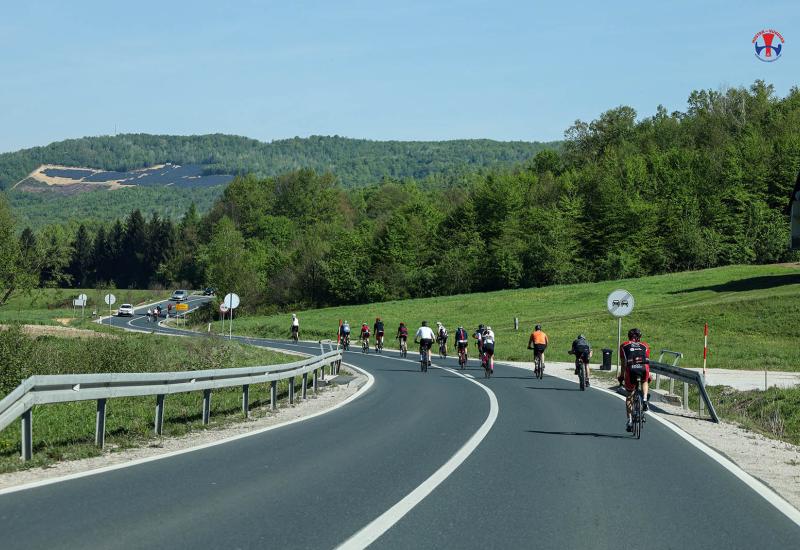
left=632, top=392, right=642, bottom=439
left=578, top=361, right=585, bottom=390
left=636, top=392, right=644, bottom=439
left=539, top=357, right=545, bottom=380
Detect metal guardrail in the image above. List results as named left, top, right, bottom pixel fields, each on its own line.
left=0, top=343, right=343, bottom=461
left=651, top=349, right=718, bottom=423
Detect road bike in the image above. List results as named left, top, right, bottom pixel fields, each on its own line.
left=481, top=351, right=492, bottom=378
left=375, top=334, right=384, bottom=354
left=341, top=334, right=350, bottom=351
left=291, top=328, right=299, bottom=343
left=457, top=344, right=467, bottom=369
left=531, top=348, right=544, bottom=380
left=397, top=336, right=407, bottom=358
left=569, top=350, right=589, bottom=390
left=438, top=338, right=447, bottom=359
left=418, top=344, right=429, bottom=373
left=629, top=371, right=647, bottom=439
left=361, top=338, right=369, bottom=354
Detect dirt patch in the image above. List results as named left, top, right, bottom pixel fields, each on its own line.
left=0, top=324, right=114, bottom=339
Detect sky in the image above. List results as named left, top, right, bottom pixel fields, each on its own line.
left=0, top=0, right=797, bottom=153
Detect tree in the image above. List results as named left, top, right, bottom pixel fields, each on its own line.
left=0, top=197, right=32, bottom=305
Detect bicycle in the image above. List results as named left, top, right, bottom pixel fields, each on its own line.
left=457, top=344, right=467, bottom=369
left=438, top=338, right=447, bottom=359
left=418, top=344, right=428, bottom=373
left=569, top=350, right=589, bottom=390
left=361, top=338, right=369, bottom=354
left=629, top=371, right=647, bottom=439
left=397, top=337, right=407, bottom=358
left=375, top=335, right=384, bottom=354
left=532, top=348, right=544, bottom=380
left=481, top=351, right=492, bottom=378
left=291, top=328, right=299, bottom=343
left=341, top=334, right=350, bottom=351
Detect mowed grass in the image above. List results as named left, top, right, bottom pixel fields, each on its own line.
left=0, top=288, right=166, bottom=325
left=0, top=331, right=300, bottom=472
left=231, top=264, right=800, bottom=371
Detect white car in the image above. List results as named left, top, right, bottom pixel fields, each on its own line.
left=117, top=304, right=135, bottom=317
left=171, top=290, right=189, bottom=302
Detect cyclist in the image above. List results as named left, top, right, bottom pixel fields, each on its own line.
left=290, top=313, right=299, bottom=340
left=414, top=320, right=436, bottom=367
left=340, top=320, right=351, bottom=347
left=527, top=324, right=549, bottom=369
left=436, top=322, right=449, bottom=355
left=373, top=317, right=385, bottom=350
left=454, top=325, right=469, bottom=360
left=360, top=322, right=370, bottom=349
left=473, top=324, right=485, bottom=358
left=396, top=322, right=409, bottom=349
left=481, top=326, right=496, bottom=372
left=570, top=334, right=592, bottom=386
left=618, top=328, right=652, bottom=432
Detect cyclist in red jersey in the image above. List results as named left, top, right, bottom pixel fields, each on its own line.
left=618, top=327, right=651, bottom=432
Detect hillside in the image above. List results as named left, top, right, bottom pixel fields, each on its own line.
left=222, top=264, right=800, bottom=372
left=0, top=134, right=557, bottom=191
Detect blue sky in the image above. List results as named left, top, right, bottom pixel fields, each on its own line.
left=0, top=0, right=797, bottom=152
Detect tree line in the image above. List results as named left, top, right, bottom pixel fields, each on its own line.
left=0, top=80, right=797, bottom=311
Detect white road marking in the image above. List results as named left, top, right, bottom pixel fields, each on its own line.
left=337, top=362, right=499, bottom=549
left=0, top=362, right=374, bottom=496
left=497, top=360, right=800, bottom=528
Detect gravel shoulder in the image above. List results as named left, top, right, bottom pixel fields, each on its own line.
left=0, top=368, right=367, bottom=491
left=505, top=359, right=800, bottom=511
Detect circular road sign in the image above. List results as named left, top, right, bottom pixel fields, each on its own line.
left=223, top=293, right=240, bottom=310
left=219, top=304, right=229, bottom=314
left=607, top=289, right=634, bottom=317
left=77, top=293, right=88, bottom=302
left=104, top=293, right=116, bottom=306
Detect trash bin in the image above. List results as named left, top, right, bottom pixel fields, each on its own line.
left=601, top=348, right=612, bottom=370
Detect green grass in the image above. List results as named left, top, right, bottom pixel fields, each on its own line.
left=0, top=330, right=303, bottom=472
left=227, top=263, right=800, bottom=371
left=0, top=288, right=167, bottom=326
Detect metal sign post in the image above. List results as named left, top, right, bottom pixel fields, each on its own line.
left=222, top=293, right=240, bottom=340
left=607, top=289, right=634, bottom=376
left=220, top=304, right=229, bottom=335
left=104, top=293, right=116, bottom=318
left=78, top=294, right=87, bottom=320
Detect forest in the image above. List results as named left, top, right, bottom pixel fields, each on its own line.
left=0, top=81, right=797, bottom=312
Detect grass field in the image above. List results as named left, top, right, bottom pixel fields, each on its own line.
left=0, top=288, right=166, bottom=326
left=226, top=264, right=800, bottom=372
left=0, top=329, right=299, bottom=472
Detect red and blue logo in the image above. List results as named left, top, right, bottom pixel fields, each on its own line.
left=753, top=29, right=784, bottom=62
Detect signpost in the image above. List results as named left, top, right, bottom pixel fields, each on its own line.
left=219, top=304, right=229, bottom=335
left=176, top=302, right=189, bottom=327
left=104, top=293, right=116, bottom=317
left=607, top=289, right=634, bottom=375
left=222, top=293, right=240, bottom=340
left=76, top=294, right=87, bottom=319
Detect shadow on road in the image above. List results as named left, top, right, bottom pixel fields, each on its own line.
left=524, top=386, right=579, bottom=392
left=525, top=429, right=630, bottom=440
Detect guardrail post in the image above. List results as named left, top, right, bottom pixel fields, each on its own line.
left=289, top=377, right=295, bottom=405
left=270, top=380, right=277, bottom=411
left=669, top=378, right=675, bottom=396
left=21, top=408, right=32, bottom=461
left=95, top=398, right=107, bottom=449
left=202, top=389, right=212, bottom=425
left=683, top=382, right=688, bottom=411
left=313, top=369, right=318, bottom=393
left=242, top=384, right=250, bottom=417
left=302, top=373, right=308, bottom=400
left=155, top=394, right=165, bottom=435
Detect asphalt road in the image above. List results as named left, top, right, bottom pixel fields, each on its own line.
left=0, top=296, right=798, bottom=549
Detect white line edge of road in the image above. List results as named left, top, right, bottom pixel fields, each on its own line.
left=0, top=361, right=375, bottom=497
left=337, top=360, right=499, bottom=549
left=499, top=360, right=800, bottom=529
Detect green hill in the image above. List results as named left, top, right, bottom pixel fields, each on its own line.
left=219, top=264, right=800, bottom=372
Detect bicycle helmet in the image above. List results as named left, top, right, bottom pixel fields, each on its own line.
left=486, top=326, right=492, bottom=331
left=577, top=334, right=585, bottom=340
left=376, top=316, right=381, bottom=322
left=628, top=328, right=642, bottom=340
left=399, top=322, right=405, bottom=327
left=422, top=320, right=428, bottom=326
left=535, top=324, right=542, bottom=331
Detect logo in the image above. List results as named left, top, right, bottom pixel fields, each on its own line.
left=753, top=29, right=784, bottom=62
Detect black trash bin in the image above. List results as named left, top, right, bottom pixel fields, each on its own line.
left=601, top=348, right=612, bottom=370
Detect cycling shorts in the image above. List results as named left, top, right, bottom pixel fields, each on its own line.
left=533, top=344, right=547, bottom=354
left=456, top=340, right=469, bottom=349
left=376, top=331, right=384, bottom=338
left=362, top=331, right=370, bottom=338
left=398, top=334, right=407, bottom=341
left=291, top=325, right=299, bottom=333
left=419, top=338, right=433, bottom=350
left=483, top=342, right=495, bottom=355
left=623, top=363, right=650, bottom=392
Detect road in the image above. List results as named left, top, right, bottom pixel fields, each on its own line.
left=0, top=295, right=798, bottom=549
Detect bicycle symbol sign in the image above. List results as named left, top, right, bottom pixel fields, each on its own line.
left=607, top=289, right=634, bottom=317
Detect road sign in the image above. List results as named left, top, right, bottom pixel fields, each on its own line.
left=176, top=303, right=189, bottom=312
left=73, top=299, right=86, bottom=307
left=223, top=293, right=240, bottom=310
left=77, top=293, right=88, bottom=302
left=104, top=293, right=116, bottom=306
left=219, top=304, right=229, bottom=314
left=607, top=289, right=634, bottom=317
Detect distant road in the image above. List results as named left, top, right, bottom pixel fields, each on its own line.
left=0, top=296, right=798, bottom=548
